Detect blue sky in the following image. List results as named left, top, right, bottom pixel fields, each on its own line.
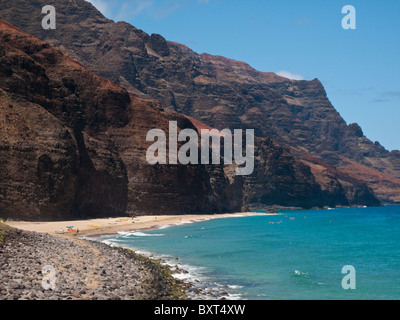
left=87, top=0, right=400, bottom=151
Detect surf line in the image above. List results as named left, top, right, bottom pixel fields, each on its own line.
left=146, top=121, right=255, bottom=176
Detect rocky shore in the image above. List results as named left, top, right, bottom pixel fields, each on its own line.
left=0, top=224, right=188, bottom=300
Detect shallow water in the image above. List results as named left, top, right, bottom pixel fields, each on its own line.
left=100, top=206, right=400, bottom=300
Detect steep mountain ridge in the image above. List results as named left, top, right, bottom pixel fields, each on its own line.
left=0, top=19, right=375, bottom=221
left=0, top=0, right=388, bottom=220
left=0, top=20, right=242, bottom=219
left=1, top=0, right=395, bottom=204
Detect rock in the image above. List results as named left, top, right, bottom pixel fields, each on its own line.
left=0, top=18, right=238, bottom=221
left=0, top=0, right=391, bottom=208
left=147, top=34, right=170, bottom=57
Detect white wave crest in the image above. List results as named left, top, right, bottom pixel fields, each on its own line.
left=119, top=231, right=165, bottom=237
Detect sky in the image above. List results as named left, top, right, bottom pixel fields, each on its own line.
left=86, top=0, right=400, bottom=151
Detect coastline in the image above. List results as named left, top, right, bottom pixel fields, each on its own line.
left=6, top=212, right=273, bottom=240
left=5, top=207, right=397, bottom=300
left=3, top=212, right=276, bottom=300
left=0, top=222, right=188, bottom=300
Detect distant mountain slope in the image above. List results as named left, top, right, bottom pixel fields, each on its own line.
left=1, top=19, right=377, bottom=221
left=0, top=1, right=386, bottom=221
left=1, top=0, right=395, bottom=204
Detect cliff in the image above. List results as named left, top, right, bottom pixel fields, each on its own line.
left=0, top=0, right=387, bottom=220
left=0, top=20, right=241, bottom=219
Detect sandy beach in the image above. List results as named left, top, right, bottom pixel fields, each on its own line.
left=2, top=212, right=276, bottom=300
left=6, top=212, right=270, bottom=239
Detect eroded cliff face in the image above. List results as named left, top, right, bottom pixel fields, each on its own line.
left=0, top=23, right=127, bottom=220
left=266, top=79, right=400, bottom=204
left=0, top=0, right=386, bottom=220
left=0, top=21, right=244, bottom=220
left=0, top=0, right=389, bottom=205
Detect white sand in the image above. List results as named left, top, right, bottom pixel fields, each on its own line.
left=6, top=212, right=273, bottom=239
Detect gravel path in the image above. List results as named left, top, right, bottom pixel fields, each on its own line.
left=0, top=226, right=186, bottom=300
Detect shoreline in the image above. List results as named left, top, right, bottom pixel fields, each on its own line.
left=3, top=212, right=277, bottom=300
left=6, top=212, right=275, bottom=240
left=0, top=223, right=188, bottom=300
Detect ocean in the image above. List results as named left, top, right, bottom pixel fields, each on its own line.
left=98, top=206, right=400, bottom=300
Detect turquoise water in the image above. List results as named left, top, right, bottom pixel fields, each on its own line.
left=100, top=206, right=400, bottom=300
